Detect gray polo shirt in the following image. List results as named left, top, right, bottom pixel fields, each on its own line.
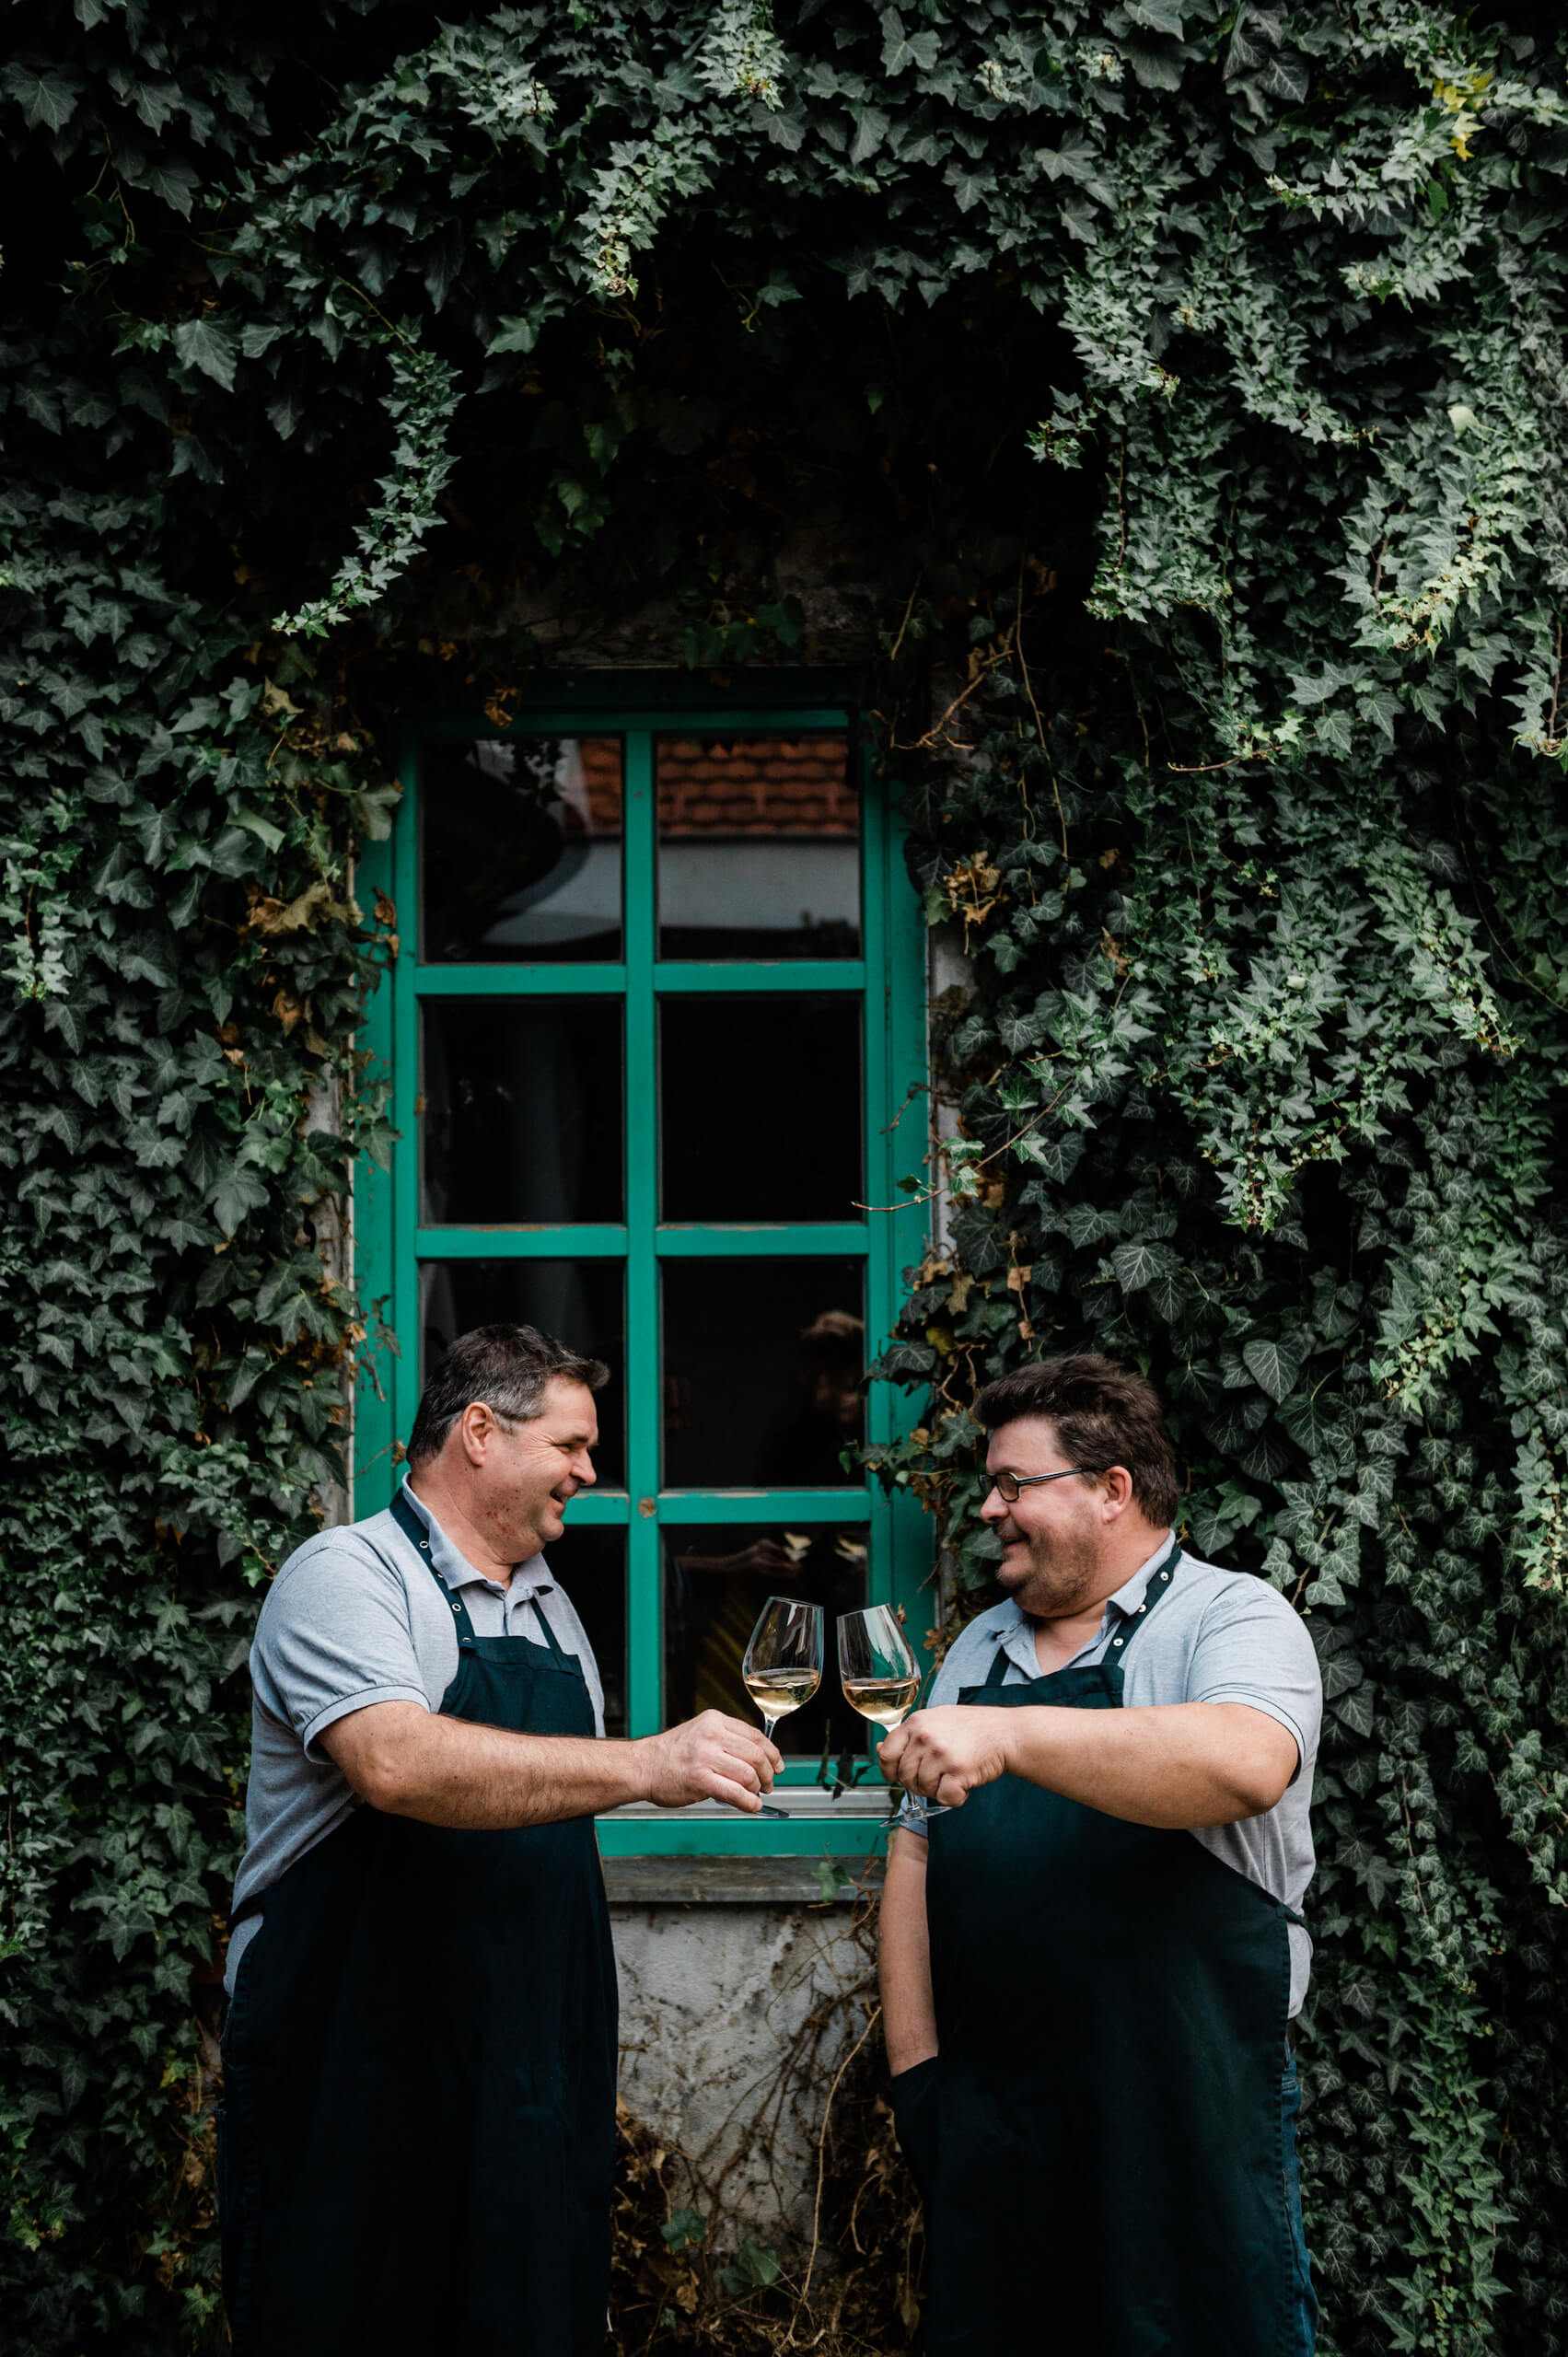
left=226, top=1484, right=604, bottom=1991
left=899, top=1537, right=1322, bottom=2014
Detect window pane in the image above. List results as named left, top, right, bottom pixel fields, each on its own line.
left=422, top=999, right=623, bottom=1226
left=661, top=995, right=862, bottom=1222
left=656, top=737, right=859, bottom=959
left=662, top=1260, right=865, bottom=1488
left=422, top=736, right=622, bottom=963
left=541, top=1525, right=627, bottom=1739
left=420, top=1259, right=626, bottom=1487
left=663, top=1523, right=868, bottom=1758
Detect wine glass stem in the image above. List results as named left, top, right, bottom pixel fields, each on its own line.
left=905, top=1789, right=928, bottom=1822
left=762, top=1717, right=779, bottom=1744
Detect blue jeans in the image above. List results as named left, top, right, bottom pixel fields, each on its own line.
left=1283, top=2044, right=1318, bottom=2355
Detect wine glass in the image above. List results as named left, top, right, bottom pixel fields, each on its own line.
left=741, top=1596, right=824, bottom=1747
left=836, top=1605, right=934, bottom=1820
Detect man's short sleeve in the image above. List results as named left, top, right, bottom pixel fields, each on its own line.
left=251, top=1538, right=433, bottom=1759
left=1187, top=1578, right=1323, bottom=1776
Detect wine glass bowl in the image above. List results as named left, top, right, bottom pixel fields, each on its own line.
left=742, top=1596, right=825, bottom=1744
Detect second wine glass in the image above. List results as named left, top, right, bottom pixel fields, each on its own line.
left=742, top=1596, right=824, bottom=1745
left=836, top=1605, right=934, bottom=1820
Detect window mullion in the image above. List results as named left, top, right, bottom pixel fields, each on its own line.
left=859, top=743, right=895, bottom=1618
left=392, top=746, right=424, bottom=1464
left=622, top=730, right=662, bottom=1736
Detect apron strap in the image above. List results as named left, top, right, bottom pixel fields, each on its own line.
left=391, top=1481, right=479, bottom=1649
left=975, top=1537, right=1185, bottom=1690
left=391, top=1480, right=576, bottom=1664
left=1103, top=1537, right=1183, bottom=1664
left=981, top=1640, right=1015, bottom=1690
left=520, top=1593, right=573, bottom=1663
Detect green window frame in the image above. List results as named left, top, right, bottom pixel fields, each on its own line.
left=353, top=694, right=927, bottom=1855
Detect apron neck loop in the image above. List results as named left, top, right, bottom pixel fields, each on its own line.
left=391, top=1480, right=571, bottom=1659
left=391, top=1481, right=479, bottom=1649
left=984, top=1537, right=1184, bottom=1684
left=525, top=1596, right=571, bottom=1663
left=1105, top=1536, right=1183, bottom=1663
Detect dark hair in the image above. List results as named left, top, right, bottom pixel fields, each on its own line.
left=971, top=1353, right=1179, bottom=1526
left=407, top=1323, right=609, bottom=1469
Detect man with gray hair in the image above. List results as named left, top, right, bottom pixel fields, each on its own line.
left=220, top=1322, right=780, bottom=2357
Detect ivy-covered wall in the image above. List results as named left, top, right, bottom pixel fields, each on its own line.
left=4, top=3, right=1568, bottom=2351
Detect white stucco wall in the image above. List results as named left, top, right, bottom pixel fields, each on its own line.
left=607, top=1856, right=883, bottom=2259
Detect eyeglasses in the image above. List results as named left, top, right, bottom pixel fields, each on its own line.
left=985, top=1467, right=1100, bottom=1504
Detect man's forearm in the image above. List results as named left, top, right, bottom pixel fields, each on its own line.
left=329, top=1705, right=652, bottom=1827
left=879, top=1830, right=939, bottom=2073
left=323, top=1698, right=780, bottom=1826
left=999, top=1701, right=1295, bottom=1827
left=882, top=1699, right=1298, bottom=1827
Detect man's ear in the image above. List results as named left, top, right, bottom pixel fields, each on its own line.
left=458, top=1400, right=494, bottom=1469
left=1100, top=1465, right=1135, bottom=1519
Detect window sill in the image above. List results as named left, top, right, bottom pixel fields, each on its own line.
left=600, top=1788, right=889, bottom=1821
left=596, top=1783, right=892, bottom=1860
left=604, top=1854, right=881, bottom=1905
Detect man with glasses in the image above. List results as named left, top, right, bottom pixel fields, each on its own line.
left=877, top=1353, right=1322, bottom=2356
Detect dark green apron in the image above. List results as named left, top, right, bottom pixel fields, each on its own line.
left=916, top=1544, right=1295, bottom=2355
left=221, top=1485, right=618, bottom=2356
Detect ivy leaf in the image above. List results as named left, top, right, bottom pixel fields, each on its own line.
left=157, top=1213, right=217, bottom=1252
left=1243, top=1334, right=1308, bottom=1402
left=145, top=155, right=201, bottom=217
left=662, top=2208, right=707, bottom=2251
left=1145, top=1262, right=1194, bottom=1323
left=718, top=2236, right=783, bottom=2294
left=997, top=1005, right=1045, bottom=1052
left=1321, top=1652, right=1364, bottom=1702
left=1123, top=0, right=1185, bottom=29
left=233, top=806, right=285, bottom=854
left=210, top=1160, right=271, bottom=1238
left=1111, top=1238, right=1178, bottom=1294
left=879, top=9, right=940, bottom=75
left=1278, top=1387, right=1337, bottom=1457
left=488, top=315, right=540, bottom=355
left=849, top=106, right=889, bottom=165
left=1239, top=1425, right=1295, bottom=1482
left=3, top=59, right=82, bottom=132
left=1331, top=1684, right=1376, bottom=1739
left=172, top=319, right=238, bottom=391
left=1205, top=1395, right=1271, bottom=1455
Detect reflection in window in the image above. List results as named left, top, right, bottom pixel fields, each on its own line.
left=662, top=1260, right=865, bottom=1488
left=660, top=994, right=863, bottom=1223
left=536, top=1525, right=628, bottom=1737
left=656, top=737, right=859, bottom=959
left=420, top=1259, right=626, bottom=1487
left=422, top=737, right=622, bottom=963
left=421, top=999, right=623, bottom=1227
left=663, top=1523, right=868, bottom=1757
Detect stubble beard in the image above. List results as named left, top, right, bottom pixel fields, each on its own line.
left=995, top=1523, right=1102, bottom=1620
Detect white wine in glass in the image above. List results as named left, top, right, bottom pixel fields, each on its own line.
left=742, top=1596, right=824, bottom=1744
left=836, top=1605, right=934, bottom=1819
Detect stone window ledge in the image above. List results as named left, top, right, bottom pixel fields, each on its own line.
left=602, top=1854, right=883, bottom=1906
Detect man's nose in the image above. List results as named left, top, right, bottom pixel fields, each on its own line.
left=978, top=1483, right=1005, bottom=1523
left=573, top=1448, right=598, bottom=1489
